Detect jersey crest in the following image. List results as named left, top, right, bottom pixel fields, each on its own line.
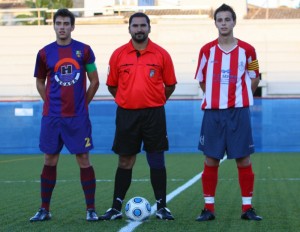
left=54, top=58, right=81, bottom=86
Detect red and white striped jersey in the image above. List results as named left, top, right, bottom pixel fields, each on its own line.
left=194, top=39, right=259, bottom=110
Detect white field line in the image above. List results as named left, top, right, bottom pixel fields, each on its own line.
left=2, top=177, right=299, bottom=184
left=2, top=176, right=300, bottom=184
left=0, top=178, right=186, bottom=184
left=119, top=156, right=228, bottom=232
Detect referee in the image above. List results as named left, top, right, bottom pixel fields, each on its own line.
left=99, top=12, right=177, bottom=221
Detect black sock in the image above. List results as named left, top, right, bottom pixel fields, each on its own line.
left=112, top=167, right=132, bottom=211
left=150, top=167, right=167, bottom=210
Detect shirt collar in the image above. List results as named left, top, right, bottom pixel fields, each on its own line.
left=126, top=38, right=155, bottom=54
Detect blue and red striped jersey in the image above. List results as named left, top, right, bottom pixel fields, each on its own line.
left=34, top=39, right=96, bottom=117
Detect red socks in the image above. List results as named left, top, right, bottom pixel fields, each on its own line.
left=201, top=163, right=255, bottom=213
left=238, top=164, right=254, bottom=212
left=202, top=163, right=218, bottom=212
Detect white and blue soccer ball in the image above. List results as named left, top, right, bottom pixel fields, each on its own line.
left=125, top=196, right=151, bottom=221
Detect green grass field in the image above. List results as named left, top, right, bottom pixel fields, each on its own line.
left=1, top=153, right=300, bottom=232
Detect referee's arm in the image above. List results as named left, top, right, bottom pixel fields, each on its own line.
left=165, top=84, right=176, bottom=100
left=108, top=86, right=117, bottom=98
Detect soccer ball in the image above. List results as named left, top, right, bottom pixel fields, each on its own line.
left=125, top=196, right=151, bottom=221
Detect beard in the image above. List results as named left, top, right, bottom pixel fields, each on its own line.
left=131, top=33, right=148, bottom=43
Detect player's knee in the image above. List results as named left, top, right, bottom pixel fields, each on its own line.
left=76, top=153, right=91, bottom=168
left=146, top=151, right=165, bottom=169
left=44, top=154, right=59, bottom=166
left=205, top=156, right=220, bottom=166
left=236, top=155, right=251, bottom=167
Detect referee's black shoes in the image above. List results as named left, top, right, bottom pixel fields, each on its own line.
left=98, top=208, right=123, bottom=220
left=156, top=207, right=175, bottom=220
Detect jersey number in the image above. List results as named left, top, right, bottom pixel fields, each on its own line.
left=85, top=137, right=91, bottom=147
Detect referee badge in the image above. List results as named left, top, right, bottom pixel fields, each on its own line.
left=149, top=69, right=155, bottom=78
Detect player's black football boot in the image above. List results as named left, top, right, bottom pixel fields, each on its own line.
left=86, top=208, right=99, bottom=221
left=241, top=208, right=262, bottom=221
left=196, top=208, right=215, bottom=221
left=29, top=208, right=52, bottom=222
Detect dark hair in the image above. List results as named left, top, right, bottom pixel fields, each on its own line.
left=53, top=8, right=75, bottom=25
left=214, top=4, right=236, bottom=22
left=128, top=12, right=150, bottom=26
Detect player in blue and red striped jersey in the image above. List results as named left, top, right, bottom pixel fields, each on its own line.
left=194, top=4, right=262, bottom=221
left=29, top=8, right=100, bottom=222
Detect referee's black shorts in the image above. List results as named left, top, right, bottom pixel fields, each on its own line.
left=112, top=106, right=169, bottom=155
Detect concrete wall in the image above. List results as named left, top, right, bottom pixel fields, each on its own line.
left=1, top=99, right=300, bottom=154
left=178, top=0, right=247, bottom=19
left=0, top=18, right=300, bottom=100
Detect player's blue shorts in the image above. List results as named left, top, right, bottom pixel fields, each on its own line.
left=198, top=107, right=255, bottom=159
left=39, top=115, right=94, bottom=155
left=112, top=106, right=168, bottom=155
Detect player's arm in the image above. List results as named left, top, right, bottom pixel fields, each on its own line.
left=200, top=82, right=206, bottom=93
left=251, top=77, right=260, bottom=95
left=86, top=63, right=100, bottom=104
left=36, top=78, right=46, bottom=101
left=165, top=84, right=176, bottom=100
left=195, top=48, right=207, bottom=93
left=247, top=49, right=260, bottom=95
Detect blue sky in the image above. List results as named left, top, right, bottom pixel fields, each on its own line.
left=247, top=0, right=300, bottom=8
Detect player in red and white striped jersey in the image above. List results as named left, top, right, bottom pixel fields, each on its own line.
left=194, top=4, right=262, bottom=222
